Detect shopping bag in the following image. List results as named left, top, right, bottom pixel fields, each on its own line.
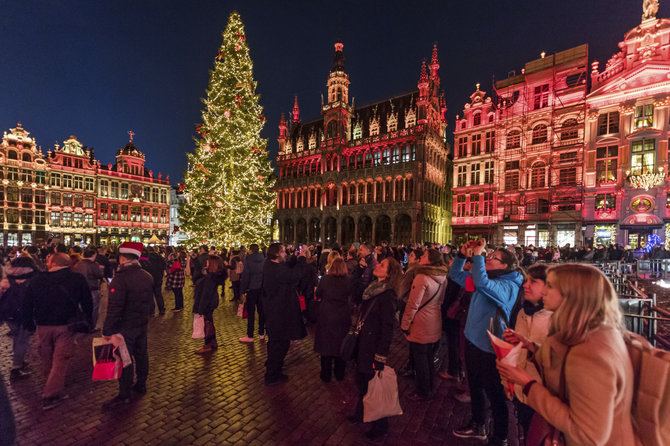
left=91, top=338, right=123, bottom=381
left=236, top=303, right=244, bottom=317
left=487, top=330, right=522, bottom=399
left=192, top=314, right=205, bottom=338
left=363, top=366, right=403, bottom=422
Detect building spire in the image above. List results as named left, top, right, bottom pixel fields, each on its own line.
left=419, top=60, right=428, bottom=84
left=430, top=43, right=439, bottom=77
left=331, top=42, right=346, bottom=73
left=292, top=96, right=300, bottom=123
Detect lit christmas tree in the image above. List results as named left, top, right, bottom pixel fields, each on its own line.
left=181, top=12, right=275, bottom=247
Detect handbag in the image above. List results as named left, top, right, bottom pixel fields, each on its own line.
left=340, top=297, right=379, bottom=361
left=526, top=346, right=572, bottom=446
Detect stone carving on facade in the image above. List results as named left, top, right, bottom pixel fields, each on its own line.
left=643, top=0, right=659, bottom=22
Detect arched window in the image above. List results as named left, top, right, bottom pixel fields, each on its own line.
left=366, top=182, right=373, bottom=203
left=375, top=181, right=383, bottom=203
left=531, top=124, right=548, bottom=144
left=530, top=162, right=546, bottom=188
left=7, top=150, right=17, bottom=160
left=341, top=185, right=347, bottom=205
left=22, top=153, right=31, bottom=162
left=373, top=150, right=381, bottom=166
left=560, top=118, right=578, bottom=140
left=382, top=148, right=390, bottom=164
left=364, top=150, right=372, bottom=167
left=326, top=120, right=339, bottom=139
left=507, top=130, right=521, bottom=149
left=473, top=113, right=481, bottom=126
left=357, top=183, right=365, bottom=203
left=349, top=184, right=356, bottom=204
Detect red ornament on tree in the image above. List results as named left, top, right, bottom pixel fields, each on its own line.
left=235, top=94, right=243, bottom=106
left=224, top=110, right=231, bottom=118
left=216, top=49, right=223, bottom=60
left=235, top=44, right=241, bottom=51
left=258, top=114, right=266, bottom=121
left=236, top=31, right=245, bottom=42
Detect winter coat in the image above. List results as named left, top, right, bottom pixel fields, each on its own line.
left=525, top=327, right=636, bottom=446
left=95, top=254, right=113, bottom=278
left=103, top=262, right=154, bottom=335
left=191, top=253, right=209, bottom=282
left=25, top=267, right=92, bottom=327
left=401, top=266, right=448, bottom=344
left=297, top=257, right=319, bottom=299
left=313, top=274, right=352, bottom=356
left=192, top=270, right=226, bottom=315
left=513, top=306, right=552, bottom=401
left=144, top=252, right=166, bottom=285
left=240, top=252, right=264, bottom=292
left=351, top=254, right=378, bottom=305
left=450, top=255, right=522, bottom=353
left=397, top=264, right=419, bottom=304
left=0, top=260, right=37, bottom=328
left=165, top=259, right=185, bottom=289
left=355, top=284, right=396, bottom=374
left=73, top=258, right=104, bottom=291
left=228, top=255, right=243, bottom=282
left=261, top=260, right=306, bottom=341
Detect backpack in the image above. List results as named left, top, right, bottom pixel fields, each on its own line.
left=625, top=332, right=670, bottom=446
left=0, top=278, right=28, bottom=322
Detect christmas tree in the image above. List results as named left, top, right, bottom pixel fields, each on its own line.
left=181, top=12, right=275, bottom=247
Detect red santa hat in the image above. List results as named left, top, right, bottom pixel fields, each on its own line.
left=119, top=241, right=144, bottom=258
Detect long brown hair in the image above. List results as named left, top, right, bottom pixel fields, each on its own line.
left=381, top=257, right=403, bottom=295
left=207, top=255, right=224, bottom=273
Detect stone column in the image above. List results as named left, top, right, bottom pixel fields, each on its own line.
left=372, top=217, right=377, bottom=245
left=336, top=216, right=342, bottom=245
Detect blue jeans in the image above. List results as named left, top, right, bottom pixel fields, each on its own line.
left=6, top=320, right=31, bottom=369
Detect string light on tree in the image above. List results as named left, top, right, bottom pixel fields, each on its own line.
left=180, top=11, right=275, bottom=247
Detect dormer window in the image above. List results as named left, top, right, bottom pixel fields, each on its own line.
left=473, top=113, right=481, bottom=126
left=488, top=114, right=495, bottom=123
left=309, top=135, right=316, bottom=150
left=353, top=122, right=362, bottom=139
left=387, top=113, right=398, bottom=132
left=405, top=109, right=416, bottom=128
left=369, top=119, right=380, bottom=136
left=285, top=143, right=292, bottom=154
left=296, top=139, right=304, bottom=152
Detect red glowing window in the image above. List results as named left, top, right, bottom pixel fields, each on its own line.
left=533, top=84, right=549, bottom=110
left=531, top=124, right=548, bottom=144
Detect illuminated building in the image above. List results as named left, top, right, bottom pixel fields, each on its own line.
left=46, top=136, right=98, bottom=245
left=274, top=42, right=452, bottom=246
left=584, top=1, right=670, bottom=249
left=452, top=46, right=588, bottom=247
left=95, top=134, right=170, bottom=245
left=169, top=185, right=189, bottom=246
left=0, top=124, right=48, bottom=246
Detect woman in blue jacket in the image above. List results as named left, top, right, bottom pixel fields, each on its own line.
left=450, top=239, right=522, bottom=446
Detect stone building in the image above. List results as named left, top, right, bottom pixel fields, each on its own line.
left=274, top=43, right=452, bottom=246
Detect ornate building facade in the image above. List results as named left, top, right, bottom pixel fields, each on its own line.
left=274, top=43, right=452, bottom=246
left=452, top=46, right=589, bottom=247
left=584, top=2, right=670, bottom=250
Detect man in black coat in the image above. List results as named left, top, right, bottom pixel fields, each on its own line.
left=261, top=243, right=306, bottom=386
left=351, top=243, right=378, bottom=305
left=239, top=244, right=266, bottom=343
left=141, top=246, right=167, bottom=315
left=102, top=242, right=154, bottom=409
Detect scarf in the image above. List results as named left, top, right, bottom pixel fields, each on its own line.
left=362, top=280, right=391, bottom=301
left=522, top=299, right=544, bottom=316
left=414, top=264, right=449, bottom=278
left=486, top=268, right=513, bottom=280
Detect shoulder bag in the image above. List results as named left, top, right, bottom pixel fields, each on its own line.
left=340, top=297, right=378, bottom=361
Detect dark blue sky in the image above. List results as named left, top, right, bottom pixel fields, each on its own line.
left=0, top=0, right=665, bottom=183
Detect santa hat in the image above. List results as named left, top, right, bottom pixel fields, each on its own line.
left=119, top=241, right=144, bottom=258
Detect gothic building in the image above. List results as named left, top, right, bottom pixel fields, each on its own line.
left=274, top=43, right=452, bottom=246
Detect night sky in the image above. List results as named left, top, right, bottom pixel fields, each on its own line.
left=1, top=0, right=666, bottom=184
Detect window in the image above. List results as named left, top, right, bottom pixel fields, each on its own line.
left=111, top=182, right=119, bottom=199
left=456, top=195, right=466, bottom=217
left=457, top=137, right=468, bottom=157
left=470, top=163, right=480, bottom=185
left=0, top=186, right=4, bottom=201
left=7, top=167, right=19, bottom=181
left=152, top=208, right=159, bottom=223
left=35, top=171, right=46, bottom=184
left=131, top=206, right=141, bottom=222
left=74, top=176, right=83, bottom=189
left=526, top=200, right=538, bottom=214
left=143, top=208, right=150, bottom=222
left=152, top=188, right=159, bottom=203
left=85, top=195, right=94, bottom=208
left=482, top=192, right=494, bottom=216
left=35, top=189, right=45, bottom=204
left=531, top=124, right=548, bottom=144
left=7, top=150, right=17, bottom=160
left=469, top=195, right=479, bottom=216
left=121, top=205, right=128, bottom=221
left=560, top=118, right=579, bottom=140
left=461, top=122, right=466, bottom=129
left=505, top=171, right=520, bottom=191
left=74, top=194, right=83, bottom=207
left=634, top=104, right=654, bottom=129
left=366, top=182, right=373, bottom=203
left=538, top=199, right=550, bottom=213
left=504, top=200, right=519, bottom=215
left=392, top=146, right=400, bottom=163
left=110, top=204, right=118, bottom=220
left=61, top=212, right=72, bottom=227
left=100, top=203, right=109, bottom=219
left=20, top=188, right=32, bottom=202
left=559, top=168, right=576, bottom=185
left=485, top=131, right=495, bottom=153
left=6, top=209, right=18, bottom=224
left=62, top=193, right=72, bottom=206
left=457, top=165, right=467, bottom=187
left=161, top=190, right=167, bottom=204
left=20, top=209, right=32, bottom=224
left=473, top=113, right=481, bottom=126
left=488, top=114, right=495, bottom=123
left=373, top=150, right=381, bottom=166
left=401, top=145, right=410, bottom=162
left=73, top=213, right=83, bottom=228
left=161, top=209, right=167, bottom=223
left=559, top=151, right=578, bottom=163
left=50, top=211, right=60, bottom=226
left=51, top=192, right=61, bottom=205
left=595, top=194, right=616, bottom=210
left=631, top=139, right=656, bottom=175
left=507, top=130, right=521, bottom=149
left=530, top=163, right=546, bottom=188
left=382, top=148, right=389, bottom=164
left=596, top=146, right=618, bottom=183
left=85, top=178, right=94, bottom=191
left=6, top=187, right=18, bottom=202
left=597, top=111, right=619, bottom=135
left=100, top=180, right=108, bottom=198
left=35, top=210, right=45, bottom=225
left=21, top=169, right=31, bottom=182
left=533, top=84, right=549, bottom=109
left=84, top=214, right=93, bottom=227
left=121, top=184, right=129, bottom=199
left=505, top=160, right=520, bottom=170
left=62, top=174, right=72, bottom=188
left=21, top=152, right=31, bottom=162
left=484, top=161, right=495, bottom=184
left=471, top=134, right=481, bottom=155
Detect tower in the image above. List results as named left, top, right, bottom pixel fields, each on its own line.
left=322, top=42, right=353, bottom=141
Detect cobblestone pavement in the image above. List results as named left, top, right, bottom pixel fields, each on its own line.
left=1, top=280, right=522, bottom=446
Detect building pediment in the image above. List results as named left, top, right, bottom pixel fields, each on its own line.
left=588, top=62, right=670, bottom=97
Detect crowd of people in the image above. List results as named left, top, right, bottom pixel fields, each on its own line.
left=0, top=237, right=650, bottom=445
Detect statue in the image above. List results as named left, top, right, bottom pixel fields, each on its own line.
left=643, top=0, right=659, bottom=21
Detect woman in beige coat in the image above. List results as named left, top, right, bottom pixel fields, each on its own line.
left=401, top=248, right=448, bottom=401
left=498, top=263, right=637, bottom=446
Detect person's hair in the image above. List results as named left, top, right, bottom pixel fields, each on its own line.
left=380, top=257, right=403, bottom=294
left=50, top=253, right=71, bottom=267
left=207, top=255, right=224, bottom=273
left=525, top=263, right=549, bottom=282
left=267, top=243, right=283, bottom=260
left=326, top=250, right=341, bottom=271
left=328, top=257, right=348, bottom=277
left=547, top=263, right=624, bottom=346
left=411, top=248, right=424, bottom=261
left=55, top=244, right=68, bottom=253
left=71, top=245, right=82, bottom=254
left=424, top=248, right=445, bottom=266
left=360, top=243, right=374, bottom=255
left=199, top=245, right=208, bottom=252
left=120, top=253, right=138, bottom=261
left=495, top=248, right=518, bottom=271
left=26, top=246, right=38, bottom=255
left=249, top=244, right=259, bottom=253
left=83, top=249, right=96, bottom=259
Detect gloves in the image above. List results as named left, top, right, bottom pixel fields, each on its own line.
left=373, top=360, right=385, bottom=371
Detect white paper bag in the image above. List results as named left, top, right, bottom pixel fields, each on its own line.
left=192, top=314, right=205, bottom=339
left=363, top=366, right=403, bottom=422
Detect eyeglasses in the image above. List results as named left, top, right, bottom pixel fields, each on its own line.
left=486, top=254, right=504, bottom=263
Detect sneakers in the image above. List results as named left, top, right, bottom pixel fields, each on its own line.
left=239, top=336, right=254, bottom=343
left=42, top=394, right=69, bottom=410
left=10, top=368, right=31, bottom=381
left=101, top=395, right=131, bottom=411
left=194, top=346, right=214, bottom=354
left=453, top=421, right=487, bottom=440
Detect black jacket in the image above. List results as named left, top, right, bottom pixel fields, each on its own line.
left=351, top=254, right=378, bottom=305
left=355, top=288, right=396, bottom=374
left=240, top=251, right=264, bottom=292
left=25, top=268, right=92, bottom=326
left=261, top=260, right=306, bottom=340
left=297, top=257, right=319, bottom=299
left=103, top=262, right=154, bottom=335
left=192, top=270, right=226, bottom=315
left=143, top=252, right=166, bottom=285
left=313, top=274, right=352, bottom=356
left=190, top=253, right=209, bottom=283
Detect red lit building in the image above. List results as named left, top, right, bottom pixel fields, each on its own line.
left=452, top=46, right=589, bottom=247
left=584, top=4, right=670, bottom=249
left=274, top=43, right=452, bottom=246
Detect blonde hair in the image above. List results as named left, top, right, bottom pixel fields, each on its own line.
left=325, top=250, right=341, bottom=272
left=547, top=263, right=625, bottom=346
